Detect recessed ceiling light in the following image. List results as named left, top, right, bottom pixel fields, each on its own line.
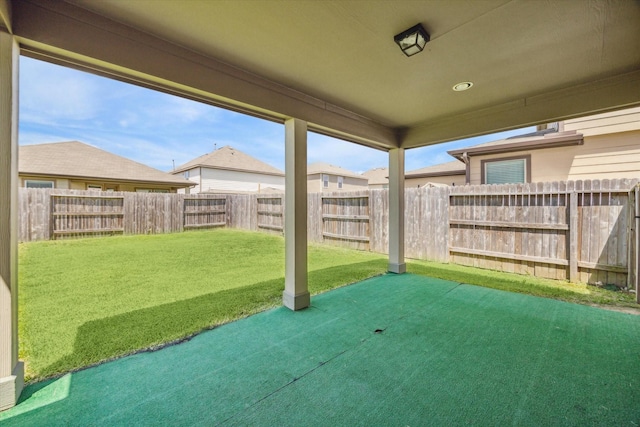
left=453, top=82, right=473, bottom=91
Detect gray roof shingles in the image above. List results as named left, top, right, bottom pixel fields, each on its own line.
left=19, top=141, right=193, bottom=186
left=173, top=145, right=284, bottom=176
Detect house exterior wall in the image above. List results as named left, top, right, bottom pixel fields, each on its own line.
left=307, top=173, right=368, bottom=193
left=468, top=129, right=640, bottom=184
left=368, top=183, right=388, bottom=190
left=178, top=167, right=200, bottom=194
left=405, top=174, right=466, bottom=188
left=193, top=167, right=285, bottom=193
left=564, top=106, right=640, bottom=137
left=19, top=175, right=183, bottom=192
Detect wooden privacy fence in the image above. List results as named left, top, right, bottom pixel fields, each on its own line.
left=183, top=197, right=226, bottom=230
left=19, top=189, right=228, bottom=241
left=51, top=193, right=124, bottom=238
left=448, top=179, right=638, bottom=288
left=18, top=178, right=639, bottom=287
left=318, top=193, right=371, bottom=251
left=257, top=197, right=284, bottom=233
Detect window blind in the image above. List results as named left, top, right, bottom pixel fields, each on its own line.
left=485, top=159, right=525, bottom=184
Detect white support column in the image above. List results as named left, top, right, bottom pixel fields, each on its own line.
left=0, top=29, right=24, bottom=412
left=282, top=118, right=310, bottom=310
left=388, top=147, right=406, bottom=274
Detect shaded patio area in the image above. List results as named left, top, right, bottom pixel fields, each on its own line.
left=1, top=273, right=639, bottom=426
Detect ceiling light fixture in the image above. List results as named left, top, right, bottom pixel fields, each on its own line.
left=453, top=82, right=473, bottom=91
left=394, top=24, right=430, bottom=57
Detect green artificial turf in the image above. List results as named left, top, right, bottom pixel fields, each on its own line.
left=2, top=274, right=639, bottom=426
left=18, top=229, right=388, bottom=381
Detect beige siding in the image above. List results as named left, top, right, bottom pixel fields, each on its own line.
left=19, top=174, right=182, bottom=192
left=469, top=130, right=640, bottom=184
left=368, top=183, right=388, bottom=190
left=198, top=167, right=284, bottom=193
left=307, top=173, right=368, bottom=192
left=564, top=106, right=640, bottom=136
left=70, top=181, right=85, bottom=190
left=405, top=174, right=465, bottom=188
left=307, top=174, right=323, bottom=193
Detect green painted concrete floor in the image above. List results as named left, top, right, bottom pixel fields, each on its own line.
left=1, top=273, right=639, bottom=426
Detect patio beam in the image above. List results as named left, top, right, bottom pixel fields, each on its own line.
left=283, top=118, right=310, bottom=311
left=400, top=70, right=640, bottom=149
left=0, top=28, right=23, bottom=412
left=0, top=0, right=10, bottom=32
left=388, top=148, right=406, bottom=274
left=12, top=0, right=397, bottom=151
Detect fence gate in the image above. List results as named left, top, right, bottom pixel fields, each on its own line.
left=51, top=193, right=124, bottom=239
left=257, top=196, right=283, bottom=234
left=321, top=194, right=370, bottom=250
left=183, top=197, right=227, bottom=230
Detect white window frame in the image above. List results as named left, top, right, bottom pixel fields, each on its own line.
left=323, top=174, right=329, bottom=188
left=25, top=180, right=54, bottom=189
left=337, top=176, right=344, bottom=189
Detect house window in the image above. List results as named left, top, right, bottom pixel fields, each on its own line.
left=25, top=180, right=54, bottom=189
left=337, top=176, right=344, bottom=189
left=481, top=156, right=531, bottom=184
left=183, top=171, right=190, bottom=179
left=323, top=174, right=329, bottom=188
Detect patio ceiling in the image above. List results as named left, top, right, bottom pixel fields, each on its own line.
left=6, top=0, right=640, bottom=149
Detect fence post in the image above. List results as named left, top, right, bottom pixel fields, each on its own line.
left=635, top=186, right=639, bottom=303
left=569, top=190, right=579, bottom=282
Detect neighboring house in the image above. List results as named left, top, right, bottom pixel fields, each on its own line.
left=362, top=162, right=465, bottom=189
left=361, top=167, right=388, bottom=189
left=172, top=145, right=285, bottom=194
left=447, top=107, right=640, bottom=185
left=307, top=162, right=368, bottom=193
left=405, top=161, right=466, bottom=188
left=19, top=141, right=193, bottom=193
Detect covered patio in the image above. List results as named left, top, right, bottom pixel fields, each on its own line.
left=1, top=273, right=639, bottom=425
left=1, top=0, right=640, bottom=413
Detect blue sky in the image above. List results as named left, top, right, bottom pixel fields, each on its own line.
left=19, top=56, right=533, bottom=174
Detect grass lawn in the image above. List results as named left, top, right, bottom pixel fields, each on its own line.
left=19, top=228, right=638, bottom=383
left=407, top=260, right=639, bottom=308
left=18, top=229, right=388, bottom=382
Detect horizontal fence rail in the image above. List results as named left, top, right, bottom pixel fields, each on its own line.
left=18, top=178, right=639, bottom=289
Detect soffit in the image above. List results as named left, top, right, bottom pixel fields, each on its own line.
left=12, top=0, right=640, bottom=149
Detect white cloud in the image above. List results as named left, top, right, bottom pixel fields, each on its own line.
left=19, top=56, right=536, bottom=176
left=19, top=57, right=104, bottom=122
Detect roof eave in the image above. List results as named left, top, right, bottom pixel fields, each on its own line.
left=172, top=164, right=285, bottom=177
left=447, top=132, right=584, bottom=160
left=405, top=170, right=466, bottom=179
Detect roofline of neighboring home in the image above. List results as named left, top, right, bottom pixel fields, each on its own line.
left=447, top=131, right=584, bottom=160
left=405, top=169, right=466, bottom=179
left=19, top=172, right=195, bottom=188
left=172, top=164, right=285, bottom=177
